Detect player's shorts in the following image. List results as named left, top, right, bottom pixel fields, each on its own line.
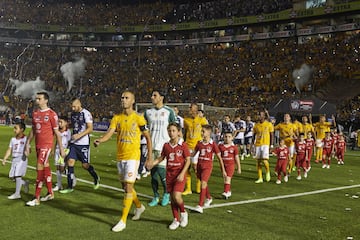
left=117, top=160, right=139, bottom=183
left=166, top=170, right=186, bottom=193
left=244, top=136, right=253, bottom=145
left=68, top=145, right=90, bottom=164
left=234, top=138, right=244, bottom=145
left=255, top=145, right=270, bottom=160
left=224, top=162, right=235, bottom=177
left=36, top=147, right=52, bottom=166
left=288, top=145, right=295, bottom=158
left=196, top=162, right=213, bottom=182
left=9, top=157, right=28, bottom=178
left=190, top=150, right=199, bottom=164
left=316, top=139, right=323, bottom=148
left=55, top=148, right=70, bottom=166
left=322, top=148, right=332, bottom=157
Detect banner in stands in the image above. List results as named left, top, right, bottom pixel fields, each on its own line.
left=268, top=97, right=336, bottom=116
left=93, top=121, right=110, bottom=132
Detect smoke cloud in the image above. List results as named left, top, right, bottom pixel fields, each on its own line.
left=292, top=64, right=314, bottom=93
left=60, top=57, right=86, bottom=92
left=9, top=76, right=46, bottom=99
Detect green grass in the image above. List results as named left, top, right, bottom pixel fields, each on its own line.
left=0, top=125, right=359, bottom=240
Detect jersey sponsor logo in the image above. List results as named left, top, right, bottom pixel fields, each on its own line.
left=36, top=123, right=41, bottom=130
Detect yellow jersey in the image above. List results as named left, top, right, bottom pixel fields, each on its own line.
left=314, top=122, right=332, bottom=140
left=184, top=116, right=208, bottom=150
left=302, top=123, right=314, bottom=138
left=109, top=112, right=148, bottom=161
left=293, top=120, right=303, bottom=134
left=274, top=122, right=297, bottom=147
left=253, top=120, right=274, bottom=147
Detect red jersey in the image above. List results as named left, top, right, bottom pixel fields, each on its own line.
left=32, top=108, right=59, bottom=148
left=331, top=133, right=339, bottom=145
left=322, top=137, right=334, bottom=150
left=336, top=139, right=346, bottom=151
left=161, top=139, right=191, bottom=175
left=305, top=138, right=315, bottom=150
left=218, top=143, right=238, bottom=164
left=295, top=141, right=306, bottom=155
left=195, top=139, right=220, bottom=166
left=274, top=146, right=289, bottom=161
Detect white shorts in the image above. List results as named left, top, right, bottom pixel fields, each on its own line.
left=316, top=139, right=323, bottom=148
left=117, top=160, right=140, bottom=183
left=255, top=145, right=270, bottom=160
left=288, top=145, right=295, bottom=158
left=9, top=158, right=28, bottom=178
left=190, top=150, right=199, bottom=164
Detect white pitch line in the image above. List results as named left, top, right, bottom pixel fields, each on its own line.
left=205, top=184, right=360, bottom=209
left=3, top=160, right=359, bottom=211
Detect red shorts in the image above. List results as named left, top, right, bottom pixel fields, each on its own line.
left=196, top=162, right=213, bottom=182
left=275, top=160, right=287, bottom=174
left=224, top=162, right=235, bottom=178
left=166, top=171, right=186, bottom=193
left=296, top=154, right=306, bottom=168
left=322, top=148, right=332, bottom=158
left=36, top=147, right=52, bottom=166
left=336, top=149, right=345, bottom=160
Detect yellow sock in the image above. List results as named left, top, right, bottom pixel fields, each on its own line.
left=132, top=189, right=141, bottom=208
left=185, top=173, right=191, bottom=192
left=263, top=160, right=270, bottom=173
left=196, top=178, right=201, bottom=193
left=288, top=159, right=293, bottom=173
left=257, top=162, right=263, bottom=179
left=120, top=193, right=133, bottom=223
left=319, top=148, right=323, bottom=160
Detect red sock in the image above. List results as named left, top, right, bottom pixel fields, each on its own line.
left=35, top=170, right=45, bottom=199
left=44, top=167, right=53, bottom=195
left=205, top=186, right=211, bottom=199
left=171, top=202, right=179, bottom=221
left=224, top=183, right=231, bottom=193
left=178, top=201, right=185, bottom=213
left=199, top=188, right=206, bottom=206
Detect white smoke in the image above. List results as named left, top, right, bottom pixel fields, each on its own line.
left=60, top=57, right=86, bottom=92
left=9, top=76, right=46, bottom=99
left=292, top=64, right=314, bottom=93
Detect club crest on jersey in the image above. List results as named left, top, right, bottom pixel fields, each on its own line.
left=36, top=123, right=41, bottom=130
left=176, top=150, right=183, bottom=156
left=206, top=146, right=212, bottom=152
left=44, top=116, right=49, bottom=122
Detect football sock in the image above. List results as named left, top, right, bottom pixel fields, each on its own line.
left=171, top=201, right=179, bottom=221
left=264, top=160, right=270, bottom=173
left=132, top=189, right=141, bottom=208
left=185, top=173, right=191, bottom=192
left=44, top=167, right=53, bottom=194
left=35, top=169, right=45, bottom=199
left=199, top=188, right=206, bottom=206
left=196, top=178, right=201, bottom=193
left=178, top=201, right=185, bottom=212
left=87, top=165, right=99, bottom=184
left=121, top=193, right=133, bottom=224
left=205, top=186, right=211, bottom=199
left=67, top=166, right=74, bottom=189
left=56, top=169, right=62, bottom=189
left=224, top=183, right=231, bottom=193
left=151, top=172, right=160, bottom=197
left=257, top=162, right=262, bottom=179
left=15, top=177, right=23, bottom=195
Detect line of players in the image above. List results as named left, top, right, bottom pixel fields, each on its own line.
left=1, top=92, right=347, bottom=232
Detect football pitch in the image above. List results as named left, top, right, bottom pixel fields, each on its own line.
left=0, top=125, right=359, bottom=240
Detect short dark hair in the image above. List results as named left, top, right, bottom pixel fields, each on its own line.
left=16, top=122, right=26, bottom=131
left=168, top=122, right=181, bottom=131
left=37, top=91, right=49, bottom=100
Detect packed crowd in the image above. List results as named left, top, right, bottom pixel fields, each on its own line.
left=1, top=30, right=359, bottom=123
left=0, top=0, right=293, bottom=26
